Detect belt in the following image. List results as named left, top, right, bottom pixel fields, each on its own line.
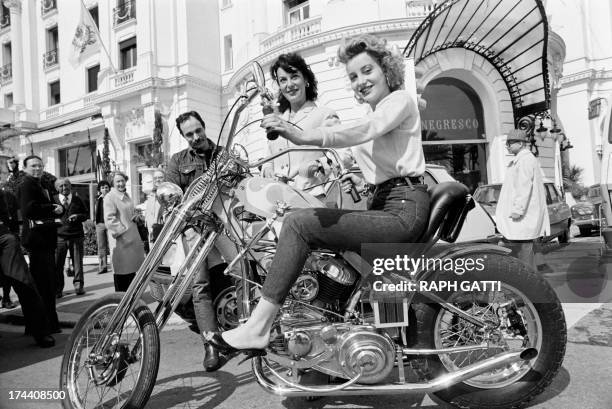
left=376, top=176, right=424, bottom=189
left=366, top=176, right=424, bottom=194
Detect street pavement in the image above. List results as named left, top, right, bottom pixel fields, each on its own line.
left=1, top=231, right=611, bottom=408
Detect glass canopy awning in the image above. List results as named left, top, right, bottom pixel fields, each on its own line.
left=404, top=0, right=550, bottom=123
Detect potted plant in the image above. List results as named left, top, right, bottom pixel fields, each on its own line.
left=137, top=110, right=165, bottom=195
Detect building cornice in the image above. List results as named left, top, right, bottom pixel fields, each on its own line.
left=38, top=105, right=100, bottom=129
left=95, top=74, right=221, bottom=104
left=223, top=17, right=422, bottom=94
left=560, top=68, right=612, bottom=87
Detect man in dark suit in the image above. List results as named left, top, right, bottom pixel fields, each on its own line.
left=17, top=155, right=63, bottom=334
left=54, top=178, right=88, bottom=297
left=0, top=186, right=55, bottom=347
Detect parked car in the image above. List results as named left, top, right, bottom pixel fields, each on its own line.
left=473, top=181, right=571, bottom=243
left=571, top=184, right=606, bottom=236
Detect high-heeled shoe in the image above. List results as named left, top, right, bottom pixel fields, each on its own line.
left=202, top=332, right=266, bottom=371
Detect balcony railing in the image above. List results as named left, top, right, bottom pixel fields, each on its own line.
left=43, top=49, right=59, bottom=69
left=83, top=93, right=97, bottom=106
left=114, top=0, right=136, bottom=26
left=113, top=68, right=135, bottom=87
left=261, top=16, right=322, bottom=52
left=405, top=0, right=437, bottom=17
left=0, top=63, right=11, bottom=85
left=41, top=0, right=57, bottom=16
left=43, top=105, right=61, bottom=120
left=0, top=13, right=10, bottom=29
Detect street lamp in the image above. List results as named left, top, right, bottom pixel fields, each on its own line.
left=517, top=111, right=569, bottom=156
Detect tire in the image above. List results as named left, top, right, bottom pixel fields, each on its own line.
left=558, top=223, right=570, bottom=243
left=579, top=227, right=591, bottom=236
left=60, top=293, right=160, bottom=409
left=411, top=253, right=566, bottom=409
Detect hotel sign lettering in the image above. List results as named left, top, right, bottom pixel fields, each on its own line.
left=422, top=118, right=480, bottom=131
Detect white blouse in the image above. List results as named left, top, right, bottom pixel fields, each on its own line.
left=316, top=90, right=425, bottom=185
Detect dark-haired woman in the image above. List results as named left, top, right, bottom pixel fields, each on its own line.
left=262, top=53, right=347, bottom=197
left=204, top=34, right=429, bottom=368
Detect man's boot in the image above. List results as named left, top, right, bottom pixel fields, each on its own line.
left=202, top=339, right=221, bottom=371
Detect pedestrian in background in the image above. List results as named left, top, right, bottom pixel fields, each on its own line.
left=0, top=187, right=55, bottom=347
left=104, top=171, right=145, bottom=292
left=53, top=178, right=88, bottom=297
left=496, top=129, right=550, bottom=270
left=144, top=168, right=165, bottom=247
left=95, top=180, right=111, bottom=274
left=17, top=155, right=62, bottom=334
left=1, top=157, right=21, bottom=309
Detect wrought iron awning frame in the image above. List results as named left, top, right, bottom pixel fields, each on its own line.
left=404, top=0, right=551, bottom=126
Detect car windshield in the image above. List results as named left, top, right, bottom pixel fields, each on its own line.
left=474, top=185, right=501, bottom=205
left=587, top=188, right=600, bottom=198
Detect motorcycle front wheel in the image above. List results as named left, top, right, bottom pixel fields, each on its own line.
left=411, top=253, right=566, bottom=409
left=60, top=293, right=160, bottom=409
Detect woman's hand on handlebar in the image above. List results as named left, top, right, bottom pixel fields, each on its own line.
left=261, top=114, right=322, bottom=146
left=261, top=165, right=275, bottom=179
left=340, top=173, right=363, bottom=194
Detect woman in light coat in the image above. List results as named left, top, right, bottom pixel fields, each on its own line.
left=104, top=171, right=145, bottom=291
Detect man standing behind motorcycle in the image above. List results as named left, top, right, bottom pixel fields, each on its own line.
left=166, top=111, right=237, bottom=371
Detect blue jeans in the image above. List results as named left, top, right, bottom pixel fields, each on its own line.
left=261, top=183, right=430, bottom=304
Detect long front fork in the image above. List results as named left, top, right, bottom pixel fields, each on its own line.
left=90, top=205, right=217, bottom=356
left=152, top=230, right=219, bottom=330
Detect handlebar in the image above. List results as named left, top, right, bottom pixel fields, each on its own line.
left=247, top=148, right=362, bottom=203
left=247, top=147, right=349, bottom=173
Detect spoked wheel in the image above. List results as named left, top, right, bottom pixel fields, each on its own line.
left=433, top=283, right=543, bottom=389
left=60, top=293, right=160, bottom=409
left=412, top=253, right=566, bottom=409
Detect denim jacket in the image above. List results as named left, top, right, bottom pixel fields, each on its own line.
left=166, top=140, right=218, bottom=192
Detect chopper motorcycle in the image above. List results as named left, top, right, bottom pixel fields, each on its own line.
left=59, top=62, right=566, bottom=409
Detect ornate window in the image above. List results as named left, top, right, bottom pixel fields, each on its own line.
left=43, top=26, right=59, bottom=69
left=87, top=64, right=100, bottom=92
left=41, top=0, right=57, bottom=16
left=119, top=37, right=137, bottom=70
left=114, top=0, right=136, bottom=26
left=285, top=0, right=309, bottom=25
left=49, top=80, right=60, bottom=106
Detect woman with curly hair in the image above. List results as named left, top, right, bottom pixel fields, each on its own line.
left=204, top=34, right=430, bottom=367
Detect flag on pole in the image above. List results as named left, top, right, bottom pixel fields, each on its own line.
left=69, top=2, right=101, bottom=68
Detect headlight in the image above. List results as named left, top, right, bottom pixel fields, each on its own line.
left=156, top=182, right=184, bottom=209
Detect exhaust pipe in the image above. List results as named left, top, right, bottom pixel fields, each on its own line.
left=252, top=348, right=538, bottom=397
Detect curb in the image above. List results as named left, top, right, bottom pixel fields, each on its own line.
left=0, top=300, right=188, bottom=329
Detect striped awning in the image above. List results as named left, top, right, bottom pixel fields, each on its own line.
left=404, top=0, right=550, bottom=123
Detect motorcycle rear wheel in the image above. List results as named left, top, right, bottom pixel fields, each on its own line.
left=60, top=293, right=160, bottom=409
left=411, top=253, right=566, bottom=409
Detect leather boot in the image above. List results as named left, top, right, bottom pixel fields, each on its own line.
left=203, top=342, right=221, bottom=372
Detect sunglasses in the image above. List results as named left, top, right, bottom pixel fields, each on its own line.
left=505, top=140, right=523, bottom=146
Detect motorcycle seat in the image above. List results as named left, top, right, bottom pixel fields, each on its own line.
left=418, top=182, right=474, bottom=243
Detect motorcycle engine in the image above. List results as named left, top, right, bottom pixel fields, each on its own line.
left=289, top=253, right=358, bottom=307
left=271, top=254, right=394, bottom=384
left=273, top=315, right=396, bottom=384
